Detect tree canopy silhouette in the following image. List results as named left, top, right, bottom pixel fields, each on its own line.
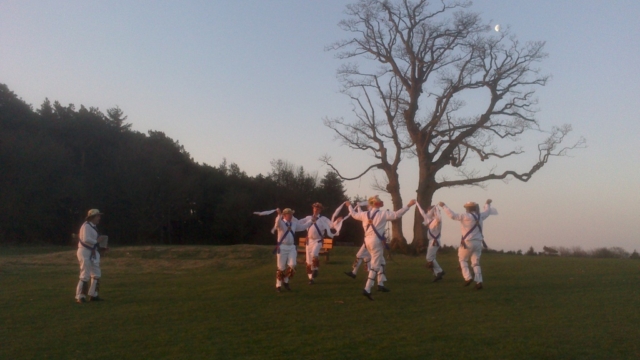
left=0, top=83, right=350, bottom=246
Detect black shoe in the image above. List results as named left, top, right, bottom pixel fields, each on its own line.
left=433, top=271, right=446, bottom=282
left=475, top=282, right=483, bottom=290
left=312, top=270, right=318, bottom=279
left=284, top=283, right=291, bottom=291
left=464, top=279, right=473, bottom=287
left=276, top=286, right=282, bottom=292
left=344, top=271, right=356, bottom=279
left=377, top=285, right=390, bottom=292
left=308, top=279, right=315, bottom=285
left=76, top=297, right=86, bottom=304
left=362, top=290, right=374, bottom=301
left=89, top=296, right=103, bottom=302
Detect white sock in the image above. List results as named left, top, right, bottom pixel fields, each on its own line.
left=89, top=278, right=99, bottom=297
left=353, top=258, right=363, bottom=274
left=365, top=270, right=377, bottom=292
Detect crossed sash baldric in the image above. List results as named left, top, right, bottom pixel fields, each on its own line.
left=366, top=210, right=389, bottom=250
left=426, top=218, right=441, bottom=247
left=460, top=213, right=488, bottom=249
left=309, top=216, right=325, bottom=244
left=273, top=220, right=295, bottom=254
left=79, top=222, right=100, bottom=260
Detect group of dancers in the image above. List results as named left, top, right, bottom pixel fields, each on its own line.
left=266, top=195, right=496, bottom=300
left=72, top=196, right=494, bottom=303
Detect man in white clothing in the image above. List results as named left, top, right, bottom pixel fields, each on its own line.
left=417, top=204, right=445, bottom=282
left=344, top=203, right=371, bottom=279
left=75, top=209, right=107, bottom=303
left=273, top=208, right=310, bottom=292
left=347, top=196, right=416, bottom=300
left=439, top=199, right=493, bottom=290
left=299, top=202, right=339, bottom=284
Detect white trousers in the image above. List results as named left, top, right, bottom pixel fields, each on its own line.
left=276, top=244, right=296, bottom=287
left=426, top=242, right=442, bottom=275
left=458, top=239, right=483, bottom=283
left=305, top=239, right=322, bottom=268
left=364, top=237, right=387, bottom=292
left=351, top=243, right=371, bottom=274
left=306, top=239, right=323, bottom=279
left=76, top=247, right=101, bottom=299
left=364, top=237, right=386, bottom=271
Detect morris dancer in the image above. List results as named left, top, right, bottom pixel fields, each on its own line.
left=75, top=209, right=106, bottom=303
left=347, top=196, right=416, bottom=300
left=299, top=203, right=340, bottom=285
left=343, top=201, right=371, bottom=279
left=417, top=202, right=445, bottom=282
left=273, top=208, right=310, bottom=292
left=440, top=199, right=494, bottom=290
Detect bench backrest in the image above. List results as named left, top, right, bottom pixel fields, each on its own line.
left=299, top=237, right=333, bottom=250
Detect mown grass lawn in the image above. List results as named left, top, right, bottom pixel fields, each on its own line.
left=1, top=245, right=639, bottom=359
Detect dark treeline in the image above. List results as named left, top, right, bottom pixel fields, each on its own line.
left=0, top=83, right=360, bottom=246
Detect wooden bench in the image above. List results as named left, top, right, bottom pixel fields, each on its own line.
left=297, top=237, right=334, bottom=264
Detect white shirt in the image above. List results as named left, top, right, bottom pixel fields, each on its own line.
left=348, top=205, right=411, bottom=241
left=300, top=215, right=334, bottom=241
left=421, top=206, right=442, bottom=240
left=273, top=216, right=309, bottom=246
left=442, top=204, right=492, bottom=241
left=78, top=221, right=99, bottom=248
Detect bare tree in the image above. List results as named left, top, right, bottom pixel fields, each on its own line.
left=322, top=70, right=413, bottom=249
left=327, top=0, right=585, bottom=250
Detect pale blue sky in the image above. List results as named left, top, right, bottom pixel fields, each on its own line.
left=1, top=0, right=639, bottom=252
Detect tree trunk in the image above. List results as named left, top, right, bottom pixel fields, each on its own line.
left=386, top=174, right=409, bottom=253
left=410, top=154, right=438, bottom=253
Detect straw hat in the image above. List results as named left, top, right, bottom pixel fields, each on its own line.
left=312, top=202, right=324, bottom=210
left=368, top=195, right=383, bottom=207
left=282, top=208, right=295, bottom=215
left=463, top=202, right=478, bottom=208
left=86, top=209, right=103, bottom=220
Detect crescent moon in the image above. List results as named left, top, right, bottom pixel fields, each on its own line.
left=494, top=24, right=500, bottom=32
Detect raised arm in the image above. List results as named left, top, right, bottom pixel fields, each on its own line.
left=298, top=216, right=313, bottom=229
left=321, top=217, right=336, bottom=238
left=440, top=202, right=463, bottom=221
left=417, top=202, right=436, bottom=226
left=431, top=205, right=442, bottom=222
left=274, top=209, right=282, bottom=228
left=480, top=199, right=493, bottom=220
left=416, top=202, right=428, bottom=220
left=294, top=216, right=312, bottom=231
left=345, top=201, right=365, bottom=221
left=385, top=199, right=416, bottom=220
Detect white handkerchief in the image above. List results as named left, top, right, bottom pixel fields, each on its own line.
left=331, top=202, right=345, bottom=223
left=416, top=202, right=428, bottom=219
left=331, top=214, right=352, bottom=236
left=252, top=209, right=279, bottom=233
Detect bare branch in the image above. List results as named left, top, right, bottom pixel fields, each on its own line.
left=319, top=154, right=382, bottom=181
left=437, top=125, right=586, bottom=188
left=371, top=172, right=389, bottom=193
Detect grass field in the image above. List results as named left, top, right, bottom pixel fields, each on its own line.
left=1, top=245, right=639, bottom=359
